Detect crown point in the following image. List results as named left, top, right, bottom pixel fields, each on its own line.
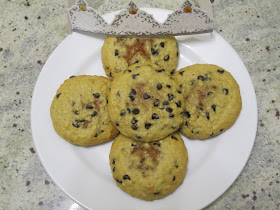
left=181, top=0, right=193, bottom=8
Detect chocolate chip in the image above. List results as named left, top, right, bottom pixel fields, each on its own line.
left=177, top=52, right=179, bottom=57
left=131, top=143, right=137, bottom=147
left=115, top=49, right=119, bottom=56
left=117, top=91, right=120, bottom=97
left=132, top=74, right=140, bottom=79
left=109, top=72, right=112, bottom=77
left=166, top=84, right=171, bottom=89
left=132, top=109, right=140, bottom=114
left=72, top=121, right=79, bottom=128
left=173, top=176, right=176, bottom=181
left=168, top=94, right=174, bottom=100
left=86, top=104, right=93, bottom=109
left=152, top=113, right=159, bottom=119
left=69, top=75, right=75, bottom=78
left=166, top=107, right=173, bottom=113
left=154, top=192, right=160, bottom=195
left=123, top=175, right=130, bottom=180
left=129, top=95, right=135, bottom=101
left=93, top=93, right=100, bottom=98
left=217, top=69, right=224, bottom=74
left=169, top=114, right=174, bottom=118
left=156, top=69, right=165, bottom=73
left=179, top=71, right=184, bottom=76
left=115, top=121, right=119, bottom=126
left=157, top=84, right=162, bottom=90
left=206, top=112, right=210, bottom=120
left=164, top=55, right=169, bottom=61
left=91, top=111, right=98, bottom=117
left=162, top=101, right=169, bottom=106
left=120, top=110, right=126, bottom=116
left=131, top=117, right=138, bottom=124
left=223, top=88, right=229, bottom=95
left=130, top=89, right=136, bottom=95
left=132, top=124, right=138, bottom=130
left=134, top=60, right=139, bottom=64
left=56, top=93, right=61, bottom=99
left=185, top=121, right=188, bottom=126
left=143, top=93, right=150, bottom=99
left=198, top=76, right=204, bottom=81
left=113, top=167, right=115, bottom=172
left=145, top=123, right=152, bottom=129
left=116, top=179, right=122, bottom=184
left=154, top=99, right=159, bottom=106
left=171, top=135, right=178, bottom=140
left=170, top=69, right=175, bottom=75
left=175, top=101, right=181, bottom=107
left=151, top=48, right=158, bottom=55
left=124, top=69, right=132, bottom=73
left=127, top=108, right=131, bottom=114
left=160, top=42, right=165, bottom=48
left=211, top=104, right=216, bottom=112
left=207, top=91, right=213, bottom=96
left=220, top=129, right=224, bottom=132
left=73, top=110, right=79, bottom=115
left=112, top=158, right=116, bottom=164
left=185, top=111, right=191, bottom=118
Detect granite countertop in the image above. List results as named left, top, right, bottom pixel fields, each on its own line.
left=0, top=0, right=279, bottom=209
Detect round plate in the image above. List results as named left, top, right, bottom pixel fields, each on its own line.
left=31, top=8, right=257, bottom=210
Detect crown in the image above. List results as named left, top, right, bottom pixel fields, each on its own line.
left=68, top=0, right=213, bottom=36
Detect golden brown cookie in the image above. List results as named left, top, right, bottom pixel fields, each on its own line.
left=109, top=133, right=188, bottom=201
left=50, top=75, right=119, bottom=146
left=101, top=37, right=179, bottom=79
left=108, top=64, right=184, bottom=142
left=174, top=64, right=242, bottom=139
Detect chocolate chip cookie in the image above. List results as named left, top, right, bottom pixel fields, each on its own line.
left=101, top=37, right=179, bottom=79
left=50, top=75, right=119, bottom=146
left=174, top=64, right=242, bottom=139
left=108, top=64, right=184, bottom=142
left=109, top=133, right=188, bottom=201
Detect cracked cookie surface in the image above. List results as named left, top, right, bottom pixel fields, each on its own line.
left=101, top=37, right=179, bottom=79
left=50, top=75, right=119, bottom=146
left=108, top=64, right=184, bottom=142
left=109, top=133, right=188, bottom=201
left=174, top=64, right=242, bottom=139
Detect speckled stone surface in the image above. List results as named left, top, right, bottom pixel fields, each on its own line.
left=0, top=0, right=279, bottom=209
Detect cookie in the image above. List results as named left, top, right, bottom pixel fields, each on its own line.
left=101, top=37, right=179, bottom=79
left=174, top=64, right=242, bottom=139
left=108, top=64, right=185, bottom=142
left=50, top=75, right=119, bottom=146
left=109, top=133, right=188, bottom=201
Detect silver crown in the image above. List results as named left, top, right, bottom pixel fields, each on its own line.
left=68, top=0, right=213, bottom=36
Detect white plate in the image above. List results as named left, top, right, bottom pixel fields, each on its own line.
left=31, top=8, right=257, bottom=210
